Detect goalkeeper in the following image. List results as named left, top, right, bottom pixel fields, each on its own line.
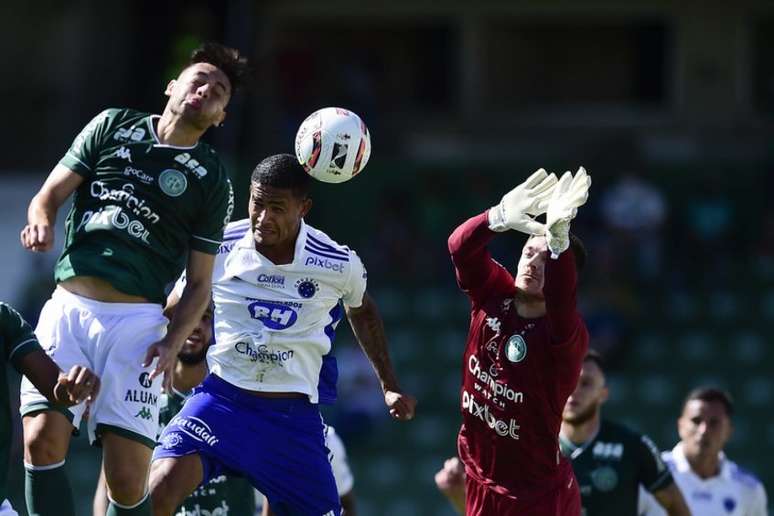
left=447, top=168, right=591, bottom=515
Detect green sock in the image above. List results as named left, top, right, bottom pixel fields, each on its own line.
left=24, top=462, right=75, bottom=516
left=106, top=493, right=151, bottom=516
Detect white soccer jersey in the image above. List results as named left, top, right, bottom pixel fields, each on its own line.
left=184, top=218, right=367, bottom=403
left=638, top=443, right=768, bottom=516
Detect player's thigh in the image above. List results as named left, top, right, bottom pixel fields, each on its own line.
left=149, top=455, right=204, bottom=515
left=101, top=431, right=153, bottom=495
left=22, top=410, right=74, bottom=465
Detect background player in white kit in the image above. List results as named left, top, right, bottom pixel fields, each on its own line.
left=639, top=388, right=768, bottom=516
left=149, top=154, right=416, bottom=516
left=18, top=43, right=247, bottom=516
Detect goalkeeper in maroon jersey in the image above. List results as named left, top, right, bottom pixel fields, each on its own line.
left=448, top=168, right=592, bottom=516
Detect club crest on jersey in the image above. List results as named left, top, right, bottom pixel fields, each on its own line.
left=159, top=169, right=188, bottom=197
left=506, top=334, right=527, bottom=362
left=295, top=278, right=319, bottom=298
left=591, top=466, right=618, bottom=492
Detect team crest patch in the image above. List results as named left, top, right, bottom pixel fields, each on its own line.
left=506, top=334, right=527, bottom=362
left=295, top=277, right=319, bottom=298
left=723, top=497, right=736, bottom=512
left=591, top=466, right=618, bottom=492
left=161, top=432, right=183, bottom=449
left=159, top=169, right=188, bottom=197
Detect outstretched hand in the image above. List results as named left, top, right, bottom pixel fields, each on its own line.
left=385, top=390, right=417, bottom=421
left=142, top=337, right=180, bottom=392
left=488, top=169, right=558, bottom=235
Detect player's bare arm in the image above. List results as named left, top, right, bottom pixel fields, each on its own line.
left=653, top=482, right=692, bottom=516
left=144, top=249, right=214, bottom=391
left=18, top=350, right=100, bottom=406
left=345, top=292, right=416, bottom=421
left=21, top=164, right=84, bottom=252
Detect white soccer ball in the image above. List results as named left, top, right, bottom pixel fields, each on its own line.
left=294, top=107, right=371, bottom=184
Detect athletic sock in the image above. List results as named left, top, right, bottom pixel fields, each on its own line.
left=106, top=492, right=151, bottom=516
left=24, top=461, right=75, bottom=516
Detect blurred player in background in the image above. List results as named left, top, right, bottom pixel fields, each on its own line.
left=1, top=302, right=100, bottom=516
left=18, top=42, right=246, bottom=516
left=639, top=388, right=768, bottom=516
left=93, top=302, right=255, bottom=516
left=559, top=350, right=689, bottom=515
left=447, top=168, right=591, bottom=515
left=260, top=424, right=356, bottom=515
left=149, top=154, right=416, bottom=516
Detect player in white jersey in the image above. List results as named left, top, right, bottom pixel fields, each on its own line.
left=149, top=154, right=416, bottom=516
left=639, top=388, right=768, bottom=516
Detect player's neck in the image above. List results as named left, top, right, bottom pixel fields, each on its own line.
left=561, top=414, right=601, bottom=445
left=173, top=361, right=208, bottom=392
left=685, top=450, right=722, bottom=479
left=516, top=300, right=546, bottom=318
left=156, top=110, right=204, bottom=147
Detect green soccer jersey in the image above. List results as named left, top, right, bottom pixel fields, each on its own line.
left=560, top=420, right=673, bottom=516
left=0, top=302, right=43, bottom=502
left=55, top=108, right=234, bottom=304
left=158, top=389, right=256, bottom=516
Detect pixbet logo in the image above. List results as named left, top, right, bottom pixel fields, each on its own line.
left=304, top=256, right=344, bottom=273
left=248, top=300, right=298, bottom=330
left=461, top=390, right=520, bottom=440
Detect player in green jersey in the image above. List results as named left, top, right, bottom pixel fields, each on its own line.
left=19, top=43, right=249, bottom=516
left=559, top=351, right=690, bottom=516
left=93, top=302, right=255, bottom=516
left=0, top=302, right=100, bottom=514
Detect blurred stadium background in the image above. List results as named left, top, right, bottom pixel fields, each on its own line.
left=2, top=1, right=773, bottom=514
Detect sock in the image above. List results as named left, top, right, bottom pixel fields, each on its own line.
left=106, top=493, right=151, bottom=516
left=24, top=461, right=75, bottom=516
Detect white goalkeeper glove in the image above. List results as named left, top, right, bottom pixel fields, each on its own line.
left=488, top=169, right=558, bottom=235
left=546, top=167, right=591, bottom=258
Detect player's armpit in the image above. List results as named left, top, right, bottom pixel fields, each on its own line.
left=652, top=482, right=691, bottom=516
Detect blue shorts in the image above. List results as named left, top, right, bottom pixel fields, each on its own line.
left=153, top=374, right=341, bottom=516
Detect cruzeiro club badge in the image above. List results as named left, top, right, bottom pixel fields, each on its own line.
left=159, top=169, right=188, bottom=197
left=506, top=334, right=527, bottom=363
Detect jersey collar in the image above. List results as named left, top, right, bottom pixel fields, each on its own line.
left=147, top=115, right=200, bottom=150
left=672, top=442, right=730, bottom=480
left=223, top=220, right=308, bottom=281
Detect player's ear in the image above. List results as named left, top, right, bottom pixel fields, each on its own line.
left=165, top=79, right=176, bottom=97
left=300, top=197, right=313, bottom=218
left=600, top=385, right=609, bottom=404
left=214, top=109, right=227, bottom=129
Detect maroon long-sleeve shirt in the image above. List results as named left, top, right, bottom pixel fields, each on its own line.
left=448, top=211, right=588, bottom=505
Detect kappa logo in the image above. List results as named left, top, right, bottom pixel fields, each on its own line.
left=115, top=146, right=132, bottom=162
left=134, top=406, right=153, bottom=420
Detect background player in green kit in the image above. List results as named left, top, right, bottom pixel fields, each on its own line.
left=93, top=302, right=255, bottom=516
left=0, top=302, right=100, bottom=515
left=559, top=351, right=690, bottom=516
left=18, top=43, right=248, bottom=516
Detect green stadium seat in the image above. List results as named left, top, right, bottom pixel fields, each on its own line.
left=637, top=374, right=675, bottom=405
left=668, top=292, right=698, bottom=322
left=708, top=291, right=740, bottom=321
left=742, top=376, right=773, bottom=406
left=729, top=331, right=764, bottom=363
left=678, top=331, right=715, bottom=361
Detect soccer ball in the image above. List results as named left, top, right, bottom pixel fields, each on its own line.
left=294, top=107, right=371, bottom=184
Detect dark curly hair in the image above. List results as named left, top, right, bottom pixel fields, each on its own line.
left=189, top=42, right=250, bottom=94
left=251, top=154, right=311, bottom=199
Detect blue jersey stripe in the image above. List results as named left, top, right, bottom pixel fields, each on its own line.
left=318, top=303, right=343, bottom=405
left=304, top=246, right=350, bottom=262
left=306, top=234, right=349, bottom=257
left=305, top=240, right=349, bottom=259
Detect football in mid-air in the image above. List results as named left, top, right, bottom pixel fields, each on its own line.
left=294, top=107, right=371, bottom=184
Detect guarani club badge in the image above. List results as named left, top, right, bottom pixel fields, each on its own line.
left=159, top=169, right=188, bottom=197
left=506, top=334, right=527, bottom=362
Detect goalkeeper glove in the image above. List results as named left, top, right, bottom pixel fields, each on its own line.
left=488, top=169, right=558, bottom=235
left=546, top=167, right=591, bottom=258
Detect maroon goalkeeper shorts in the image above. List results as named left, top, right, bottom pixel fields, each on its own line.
left=464, top=472, right=580, bottom=516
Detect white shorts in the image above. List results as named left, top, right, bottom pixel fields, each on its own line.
left=0, top=499, right=18, bottom=516
left=20, top=286, right=167, bottom=448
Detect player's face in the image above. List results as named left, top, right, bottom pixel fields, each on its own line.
left=562, top=360, right=608, bottom=424
left=515, top=236, right=548, bottom=296
left=178, top=306, right=214, bottom=365
left=165, top=62, right=231, bottom=130
left=249, top=182, right=311, bottom=250
left=678, top=400, right=732, bottom=460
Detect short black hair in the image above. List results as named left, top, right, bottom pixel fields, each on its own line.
left=583, top=349, right=605, bottom=374
left=189, top=42, right=250, bottom=94
left=251, top=154, right=311, bottom=198
left=683, top=387, right=734, bottom=418
left=569, top=233, right=586, bottom=274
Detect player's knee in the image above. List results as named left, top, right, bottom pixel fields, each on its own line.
left=105, top=465, right=147, bottom=505
left=23, top=415, right=69, bottom=465
left=149, top=473, right=179, bottom=516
